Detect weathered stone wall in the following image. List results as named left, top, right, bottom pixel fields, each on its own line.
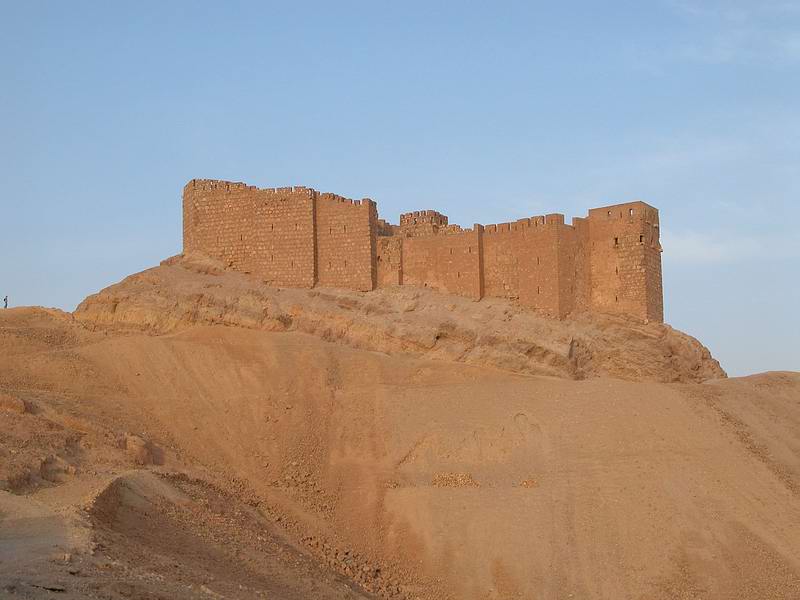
left=482, top=222, right=524, bottom=300
left=377, top=236, right=403, bottom=286
left=182, top=179, right=663, bottom=322
left=402, top=228, right=483, bottom=300
left=183, top=180, right=316, bottom=288
left=315, top=194, right=377, bottom=292
left=399, top=210, right=449, bottom=237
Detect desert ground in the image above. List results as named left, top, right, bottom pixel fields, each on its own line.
left=2, top=255, right=799, bottom=599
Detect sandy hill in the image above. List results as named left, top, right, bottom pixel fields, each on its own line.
left=1, top=255, right=798, bottom=600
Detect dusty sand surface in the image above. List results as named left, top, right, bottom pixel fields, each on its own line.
left=1, top=258, right=798, bottom=599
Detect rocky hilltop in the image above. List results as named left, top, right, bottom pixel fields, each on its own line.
left=4, top=256, right=798, bottom=600
left=74, top=253, right=724, bottom=383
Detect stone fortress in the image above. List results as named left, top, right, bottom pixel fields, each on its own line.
left=183, top=179, right=663, bottom=322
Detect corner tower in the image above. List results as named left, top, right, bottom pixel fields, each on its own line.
left=584, top=201, right=663, bottom=322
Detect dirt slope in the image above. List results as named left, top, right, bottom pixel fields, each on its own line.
left=1, top=301, right=798, bottom=599
left=73, top=253, right=725, bottom=383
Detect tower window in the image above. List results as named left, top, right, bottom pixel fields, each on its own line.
left=629, top=208, right=634, bottom=216
left=614, top=237, right=619, bottom=246
left=639, top=235, right=644, bottom=243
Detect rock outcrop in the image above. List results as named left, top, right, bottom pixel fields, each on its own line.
left=74, top=253, right=725, bottom=383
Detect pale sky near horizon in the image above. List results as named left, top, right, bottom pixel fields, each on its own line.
left=1, top=1, right=798, bottom=376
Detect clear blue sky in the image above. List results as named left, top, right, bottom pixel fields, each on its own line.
left=1, top=1, right=798, bottom=376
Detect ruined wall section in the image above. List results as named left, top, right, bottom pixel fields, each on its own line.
left=315, top=194, right=377, bottom=291
left=183, top=180, right=316, bottom=288
left=399, top=210, right=449, bottom=237
left=555, top=223, right=577, bottom=318
left=377, top=236, right=403, bottom=286
left=402, top=227, right=483, bottom=300
left=585, top=201, right=662, bottom=322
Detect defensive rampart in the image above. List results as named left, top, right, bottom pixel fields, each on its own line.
left=183, top=179, right=663, bottom=322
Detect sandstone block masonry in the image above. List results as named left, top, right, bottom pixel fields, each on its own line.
left=183, top=179, right=663, bottom=322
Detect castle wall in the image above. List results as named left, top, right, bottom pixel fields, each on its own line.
left=183, top=180, right=316, bottom=288
left=571, top=217, right=591, bottom=312
left=516, top=217, right=566, bottom=317
left=482, top=222, right=525, bottom=300
left=481, top=215, right=576, bottom=317
left=315, top=194, right=377, bottom=291
left=402, top=228, right=483, bottom=300
left=182, top=179, right=663, bottom=323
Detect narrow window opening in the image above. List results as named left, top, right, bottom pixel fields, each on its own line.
left=457, top=271, right=461, bottom=278
left=291, top=260, right=294, bottom=268
left=344, top=260, right=348, bottom=267
left=537, top=256, right=540, bottom=265
left=607, top=210, right=612, bottom=217
left=468, top=246, right=472, bottom=253
left=328, top=261, right=331, bottom=269
left=615, top=266, right=619, bottom=275
left=615, top=295, right=618, bottom=302
left=329, top=227, right=332, bottom=234
left=295, top=223, right=298, bottom=230
left=629, top=208, right=634, bottom=216
left=344, top=225, right=347, bottom=233
left=639, top=235, right=644, bottom=243
left=537, top=286, right=541, bottom=295
left=614, top=237, right=619, bottom=246
left=449, top=248, right=453, bottom=255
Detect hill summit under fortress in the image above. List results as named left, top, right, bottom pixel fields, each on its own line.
left=183, top=179, right=663, bottom=322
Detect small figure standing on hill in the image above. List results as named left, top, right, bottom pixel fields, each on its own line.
left=3, top=296, right=7, bottom=309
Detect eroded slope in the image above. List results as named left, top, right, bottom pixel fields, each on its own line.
left=73, top=253, right=725, bottom=383
left=1, top=307, right=798, bottom=599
